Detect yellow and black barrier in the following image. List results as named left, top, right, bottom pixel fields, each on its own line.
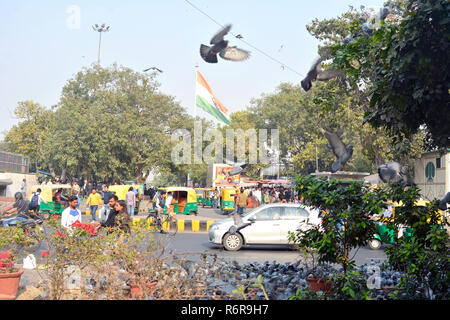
left=131, top=217, right=215, bottom=233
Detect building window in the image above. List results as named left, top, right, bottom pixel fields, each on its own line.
left=425, top=162, right=435, bottom=182
left=436, top=158, right=441, bottom=169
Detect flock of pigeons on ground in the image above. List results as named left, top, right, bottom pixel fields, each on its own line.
left=150, top=7, right=450, bottom=210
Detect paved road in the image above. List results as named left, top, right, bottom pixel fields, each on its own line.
left=152, top=232, right=388, bottom=266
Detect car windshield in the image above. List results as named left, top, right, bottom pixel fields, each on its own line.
left=241, top=206, right=264, bottom=218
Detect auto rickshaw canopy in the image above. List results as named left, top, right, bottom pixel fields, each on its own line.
left=28, top=184, right=72, bottom=202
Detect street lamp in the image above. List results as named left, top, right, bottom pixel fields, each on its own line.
left=92, top=23, right=110, bottom=65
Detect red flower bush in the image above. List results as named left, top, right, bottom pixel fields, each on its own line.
left=71, top=221, right=97, bottom=237
left=54, top=232, right=65, bottom=238
left=0, top=250, right=15, bottom=270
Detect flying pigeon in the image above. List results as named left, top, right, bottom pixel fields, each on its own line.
left=200, top=24, right=250, bottom=63
left=228, top=162, right=247, bottom=176
left=320, top=128, right=353, bottom=173
left=438, top=192, right=450, bottom=211
left=235, top=34, right=243, bottom=39
left=301, top=54, right=344, bottom=91
left=377, top=161, right=412, bottom=185
left=143, top=67, right=163, bottom=73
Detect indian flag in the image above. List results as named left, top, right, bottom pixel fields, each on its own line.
left=196, top=71, right=231, bottom=125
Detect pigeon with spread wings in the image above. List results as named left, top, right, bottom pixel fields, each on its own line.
left=301, top=54, right=344, bottom=91
left=320, top=128, right=353, bottom=173
left=143, top=67, right=163, bottom=73
left=200, top=24, right=250, bottom=63
left=377, top=161, right=413, bottom=185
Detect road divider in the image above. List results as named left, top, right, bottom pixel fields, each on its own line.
left=130, top=217, right=214, bottom=233
left=81, top=212, right=216, bottom=233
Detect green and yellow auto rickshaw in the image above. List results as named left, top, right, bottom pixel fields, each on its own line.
left=195, top=187, right=216, bottom=208
left=369, top=200, right=444, bottom=250
left=109, top=184, right=144, bottom=215
left=195, top=188, right=206, bottom=205
left=150, top=187, right=198, bottom=215
left=219, top=187, right=239, bottom=215
left=27, top=184, right=72, bottom=219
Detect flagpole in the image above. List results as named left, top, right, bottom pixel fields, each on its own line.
left=194, top=63, right=199, bottom=119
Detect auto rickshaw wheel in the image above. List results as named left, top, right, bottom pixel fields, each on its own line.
left=369, top=238, right=382, bottom=250
left=41, top=211, right=50, bottom=220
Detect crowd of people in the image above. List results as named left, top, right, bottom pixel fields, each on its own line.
left=204, top=185, right=300, bottom=216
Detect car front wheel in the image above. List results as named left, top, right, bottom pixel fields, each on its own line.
left=369, top=238, right=382, bottom=250
left=223, top=232, right=243, bottom=251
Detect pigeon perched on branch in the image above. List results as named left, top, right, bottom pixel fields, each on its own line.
left=200, top=24, right=250, bottom=63
left=320, top=128, right=353, bottom=173
left=377, top=161, right=412, bottom=185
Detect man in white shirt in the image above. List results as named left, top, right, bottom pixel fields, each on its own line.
left=61, top=196, right=82, bottom=230
left=165, top=192, right=174, bottom=219
left=253, top=187, right=262, bottom=206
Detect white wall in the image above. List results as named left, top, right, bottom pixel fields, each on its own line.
left=0, top=172, right=38, bottom=198
left=414, top=152, right=449, bottom=200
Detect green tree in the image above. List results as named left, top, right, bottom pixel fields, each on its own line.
left=47, top=64, right=192, bottom=182
left=331, top=0, right=450, bottom=149
left=3, top=101, right=54, bottom=173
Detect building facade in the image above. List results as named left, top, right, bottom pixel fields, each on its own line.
left=413, top=149, right=450, bottom=201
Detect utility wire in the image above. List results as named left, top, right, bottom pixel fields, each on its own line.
left=183, top=0, right=305, bottom=78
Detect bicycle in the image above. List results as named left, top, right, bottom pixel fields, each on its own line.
left=145, top=209, right=178, bottom=236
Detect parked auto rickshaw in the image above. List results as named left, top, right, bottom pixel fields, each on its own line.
left=369, top=200, right=444, bottom=250
left=27, top=184, right=72, bottom=219
left=195, top=188, right=215, bottom=208
left=195, top=188, right=205, bottom=205
left=150, top=187, right=198, bottom=215
left=109, top=184, right=143, bottom=214
left=219, top=187, right=240, bottom=215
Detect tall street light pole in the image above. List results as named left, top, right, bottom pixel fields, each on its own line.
left=92, top=23, right=110, bottom=65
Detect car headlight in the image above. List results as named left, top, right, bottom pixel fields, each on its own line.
left=209, top=224, right=219, bottom=232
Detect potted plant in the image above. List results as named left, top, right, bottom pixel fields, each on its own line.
left=289, top=227, right=332, bottom=293
left=0, top=224, right=44, bottom=300
left=0, top=250, right=24, bottom=300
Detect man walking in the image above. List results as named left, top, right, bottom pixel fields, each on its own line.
left=235, top=188, right=248, bottom=216
left=100, top=185, right=113, bottom=222
left=126, top=186, right=136, bottom=217
left=212, top=188, right=219, bottom=209
left=29, top=188, right=48, bottom=214
left=85, top=188, right=102, bottom=222
left=21, top=178, right=27, bottom=199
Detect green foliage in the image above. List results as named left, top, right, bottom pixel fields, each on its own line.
left=292, top=176, right=383, bottom=273
left=4, top=65, right=204, bottom=183
left=288, top=286, right=326, bottom=300
left=3, top=101, right=54, bottom=172
left=329, top=270, right=372, bottom=300
left=331, top=0, right=450, bottom=149
left=381, top=184, right=450, bottom=299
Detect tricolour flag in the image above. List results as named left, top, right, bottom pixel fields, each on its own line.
left=195, top=71, right=231, bottom=125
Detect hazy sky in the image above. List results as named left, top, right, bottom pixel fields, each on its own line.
left=0, top=0, right=385, bottom=137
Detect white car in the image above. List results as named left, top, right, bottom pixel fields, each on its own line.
left=208, top=203, right=322, bottom=251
